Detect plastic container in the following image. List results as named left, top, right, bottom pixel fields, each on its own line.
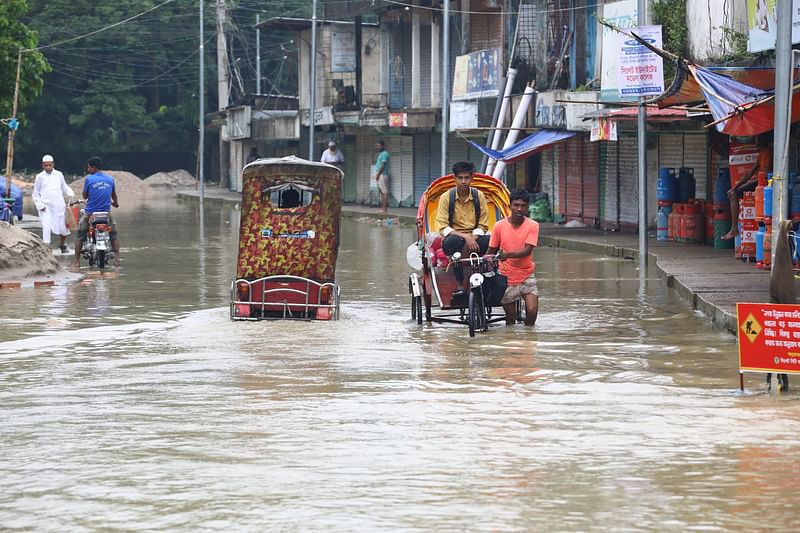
left=791, top=173, right=800, bottom=220
left=764, top=176, right=773, bottom=223
left=657, top=167, right=677, bottom=206
left=657, top=207, right=669, bottom=241
left=714, top=167, right=730, bottom=209
left=756, top=222, right=765, bottom=267
left=677, top=167, right=696, bottom=203
left=754, top=171, right=768, bottom=222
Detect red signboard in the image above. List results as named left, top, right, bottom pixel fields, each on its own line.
left=737, top=303, right=800, bottom=374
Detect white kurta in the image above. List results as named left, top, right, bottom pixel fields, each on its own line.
left=33, top=169, right=75, bottom=243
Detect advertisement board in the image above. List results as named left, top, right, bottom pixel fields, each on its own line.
left=331, top=25, right=355, bottom=72
left=738, top=303, right=800, bottom=374
left=451, top=48, right=501, bottom=101
left=746, top=0, right=800, bottom=53
left=616, top=25, right=665, bottom=98
left=600, top=0, right=638, bottom=102
left=728, top=138, right=759, bottom=189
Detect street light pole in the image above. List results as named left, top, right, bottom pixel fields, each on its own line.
left=441, top=0, right=450, bottom=176
left=256, top=13, right=261, bottom=95
left=199, top=0, right=205, bottom=202
left=637, top=0, right=648, bottom=275
left=309, top=0, right=318, bottom=160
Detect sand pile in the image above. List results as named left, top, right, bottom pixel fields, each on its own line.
left=144, top=169, right=197, bottom=188
left=69, top=170, right=155, bottom=199
left=0, top=222, right=59, bottom=279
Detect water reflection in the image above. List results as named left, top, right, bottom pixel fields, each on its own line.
left=1, top=198, right=799, bottom=530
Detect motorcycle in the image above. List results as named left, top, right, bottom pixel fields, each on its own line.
left=72, top=201, right=115, bottom=268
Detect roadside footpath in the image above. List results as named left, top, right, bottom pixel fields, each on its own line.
left=176, top=187, right=781, bottom=335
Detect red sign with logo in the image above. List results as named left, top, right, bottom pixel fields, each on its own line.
left=737, top=303, right=800, bottom=374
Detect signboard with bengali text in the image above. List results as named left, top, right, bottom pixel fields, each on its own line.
left=617, top=25, right=664, bottom=98
left=737, top=303, right=800, bottom=374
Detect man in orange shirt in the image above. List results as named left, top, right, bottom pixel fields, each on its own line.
left=722, top=132, right=772, bottom=240
left=486, top=188, right=540, bottom=326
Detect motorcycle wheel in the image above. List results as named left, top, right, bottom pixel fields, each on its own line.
left=97, top=250, right=106, bottom=269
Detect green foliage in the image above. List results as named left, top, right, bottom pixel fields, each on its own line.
left=717, top=26, right=754, bottom=64
left=0, top=0, right=49, bottom=120
left=652, top=0, right=688, bottom=58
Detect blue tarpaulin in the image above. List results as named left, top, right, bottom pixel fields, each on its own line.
left=468, top=129, right=577, bottom=163
left=0, top=177, right=24, bottom=220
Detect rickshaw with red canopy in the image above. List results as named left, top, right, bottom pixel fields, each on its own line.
left=408, top=173, right=513, bottom=336
left=231, top=156, right=342, bottom=320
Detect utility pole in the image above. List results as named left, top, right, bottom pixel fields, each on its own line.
left=637, top=0, right=648, bottom=275
left=309, top=0, right=318, bottom=160
left=773, top=0, right=793, bottom=263
left=256, top=14, right=261, bottom=95
left=217, top=0, right=230, bottom=189
left=199, top=0, right=205, bottom=202
left=441, top=0, right=450, bottom=176
left=4, top=50, right=22, bottom=198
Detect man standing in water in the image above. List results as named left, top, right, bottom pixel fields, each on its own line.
left=487, top=188, right=539, bottom=326
left=373, top=140, right=390, bottom=212
left=33, top=154, right=74, bottom=253
left=73, top=156, right=121, bottom=268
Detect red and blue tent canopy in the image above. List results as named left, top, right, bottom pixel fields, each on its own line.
left=468, top=129, right=576, bottom=163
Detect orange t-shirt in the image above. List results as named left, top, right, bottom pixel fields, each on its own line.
left=488, top=217, right=539, bottom=285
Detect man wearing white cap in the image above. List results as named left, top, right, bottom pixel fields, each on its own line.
left=33, top=154, right=74, bottom=253
left=320, top=140, right=344, bottom=169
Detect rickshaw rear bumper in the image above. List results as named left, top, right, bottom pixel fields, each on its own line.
left=231, top=275, right=340, bottom=321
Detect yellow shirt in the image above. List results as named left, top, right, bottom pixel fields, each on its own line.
left=435, top=187, right=490, bottom=237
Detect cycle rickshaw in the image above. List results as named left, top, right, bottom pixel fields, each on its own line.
left=408, top=173, right=512, bottom=336
left=231, top=156, right=343, bottom=320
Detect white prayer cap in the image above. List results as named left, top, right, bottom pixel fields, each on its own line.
left=42, top=154, right=54, bottom=163
left=328, top=141, right=336, bottom=147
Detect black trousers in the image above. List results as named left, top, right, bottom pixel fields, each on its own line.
left=442, top=234, right=490, bottom=284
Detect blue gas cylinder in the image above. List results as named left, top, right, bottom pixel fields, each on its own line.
left=657, top=207, right=669, bottom=241
left=677, top=167, right=696, bottom=203
left=763, top=175, right=773, bottom=222
left=657, top=167, right=677, bottom=206
left=714, top=167, right=730, bottom=207
left=755, top=223, right=765, bottom=264
left=791, top=173, right=800, bottom=219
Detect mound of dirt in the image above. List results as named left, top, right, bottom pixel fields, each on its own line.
left=69, top=170, right=155, bottom=199
left=144, top=169, right=198, bottom=188
left=0, top=222, right=59, bottom=279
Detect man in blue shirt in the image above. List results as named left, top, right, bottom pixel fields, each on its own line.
left=73, top=156, right=120, bottom=268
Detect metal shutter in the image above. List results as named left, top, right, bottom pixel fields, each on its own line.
left=617, top=135, right=639, bottom=227
left=683, top=133, right=709, bottom=200
left=420, top=23, right=432, bottom=108
left=562, top=137, right=582, bottom=220
left=413, top=132, right=441, bottom=206
left=582, top=135, right=600, bottom=225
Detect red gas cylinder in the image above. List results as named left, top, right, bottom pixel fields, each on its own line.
left=764, top=222, right=772, bottom=270
left=681, top=202, right=705, bottom=244
left=705, top=203, right=714, bottom=244
left=675, top=204, right=686, bottom=243
left=754, top=171, right=768, bottom=222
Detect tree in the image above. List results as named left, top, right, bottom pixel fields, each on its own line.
left=0, top=0, right=49, bottom=129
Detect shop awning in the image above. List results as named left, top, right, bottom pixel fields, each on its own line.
left=468, top=129, right=576, bottom=163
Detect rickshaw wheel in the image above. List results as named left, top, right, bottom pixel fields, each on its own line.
left=468, top=289, right=485, bottom=337
left=411, top=295, right=423, bottom=325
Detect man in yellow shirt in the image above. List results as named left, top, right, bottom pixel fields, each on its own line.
left=436, top=161, right=490, bottom=286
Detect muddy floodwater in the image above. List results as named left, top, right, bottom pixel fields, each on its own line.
left=2, top=197, right=799, bottom=531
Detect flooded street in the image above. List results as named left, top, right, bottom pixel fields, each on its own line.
left=2, top=197, right=800, bottom=531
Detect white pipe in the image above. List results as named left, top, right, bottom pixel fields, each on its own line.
left=485, top=67, right=517, bottom=175
left=491, top=84, right=535, bottom=181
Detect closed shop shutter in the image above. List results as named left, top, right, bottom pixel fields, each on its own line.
left=617, top=135, right=639, bottom=227
left=390, top=135, right=414, bottom=206
left=562, top=137, right=582, bottom=219
left=388, top=23, right=413, bottom=108
left=582, top=135, right=600, bottom=225
left=420, top=23, right=432, bottom=108
left=658, top=133, right=683, bottom=173
left=683, top=133, right=708, bottom=200
left=357, top=134, right=377, bottom=203
left=413, top=132, right=441, bottom=206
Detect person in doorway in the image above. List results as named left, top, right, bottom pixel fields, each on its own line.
left=320, top=140, right=344, bottom=169
left=33, top=154, right=75, bottom=253
left=374, top=140, right=390, bottom=212
left=721, top=132, right=773, bottom=240
left=486, top=188, right=540, bottom=326
left=435, top=160, right=490, bottom=291
left=73, top=156, right=120, bottom=268
left=246, top=146, right=261, bottom=164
